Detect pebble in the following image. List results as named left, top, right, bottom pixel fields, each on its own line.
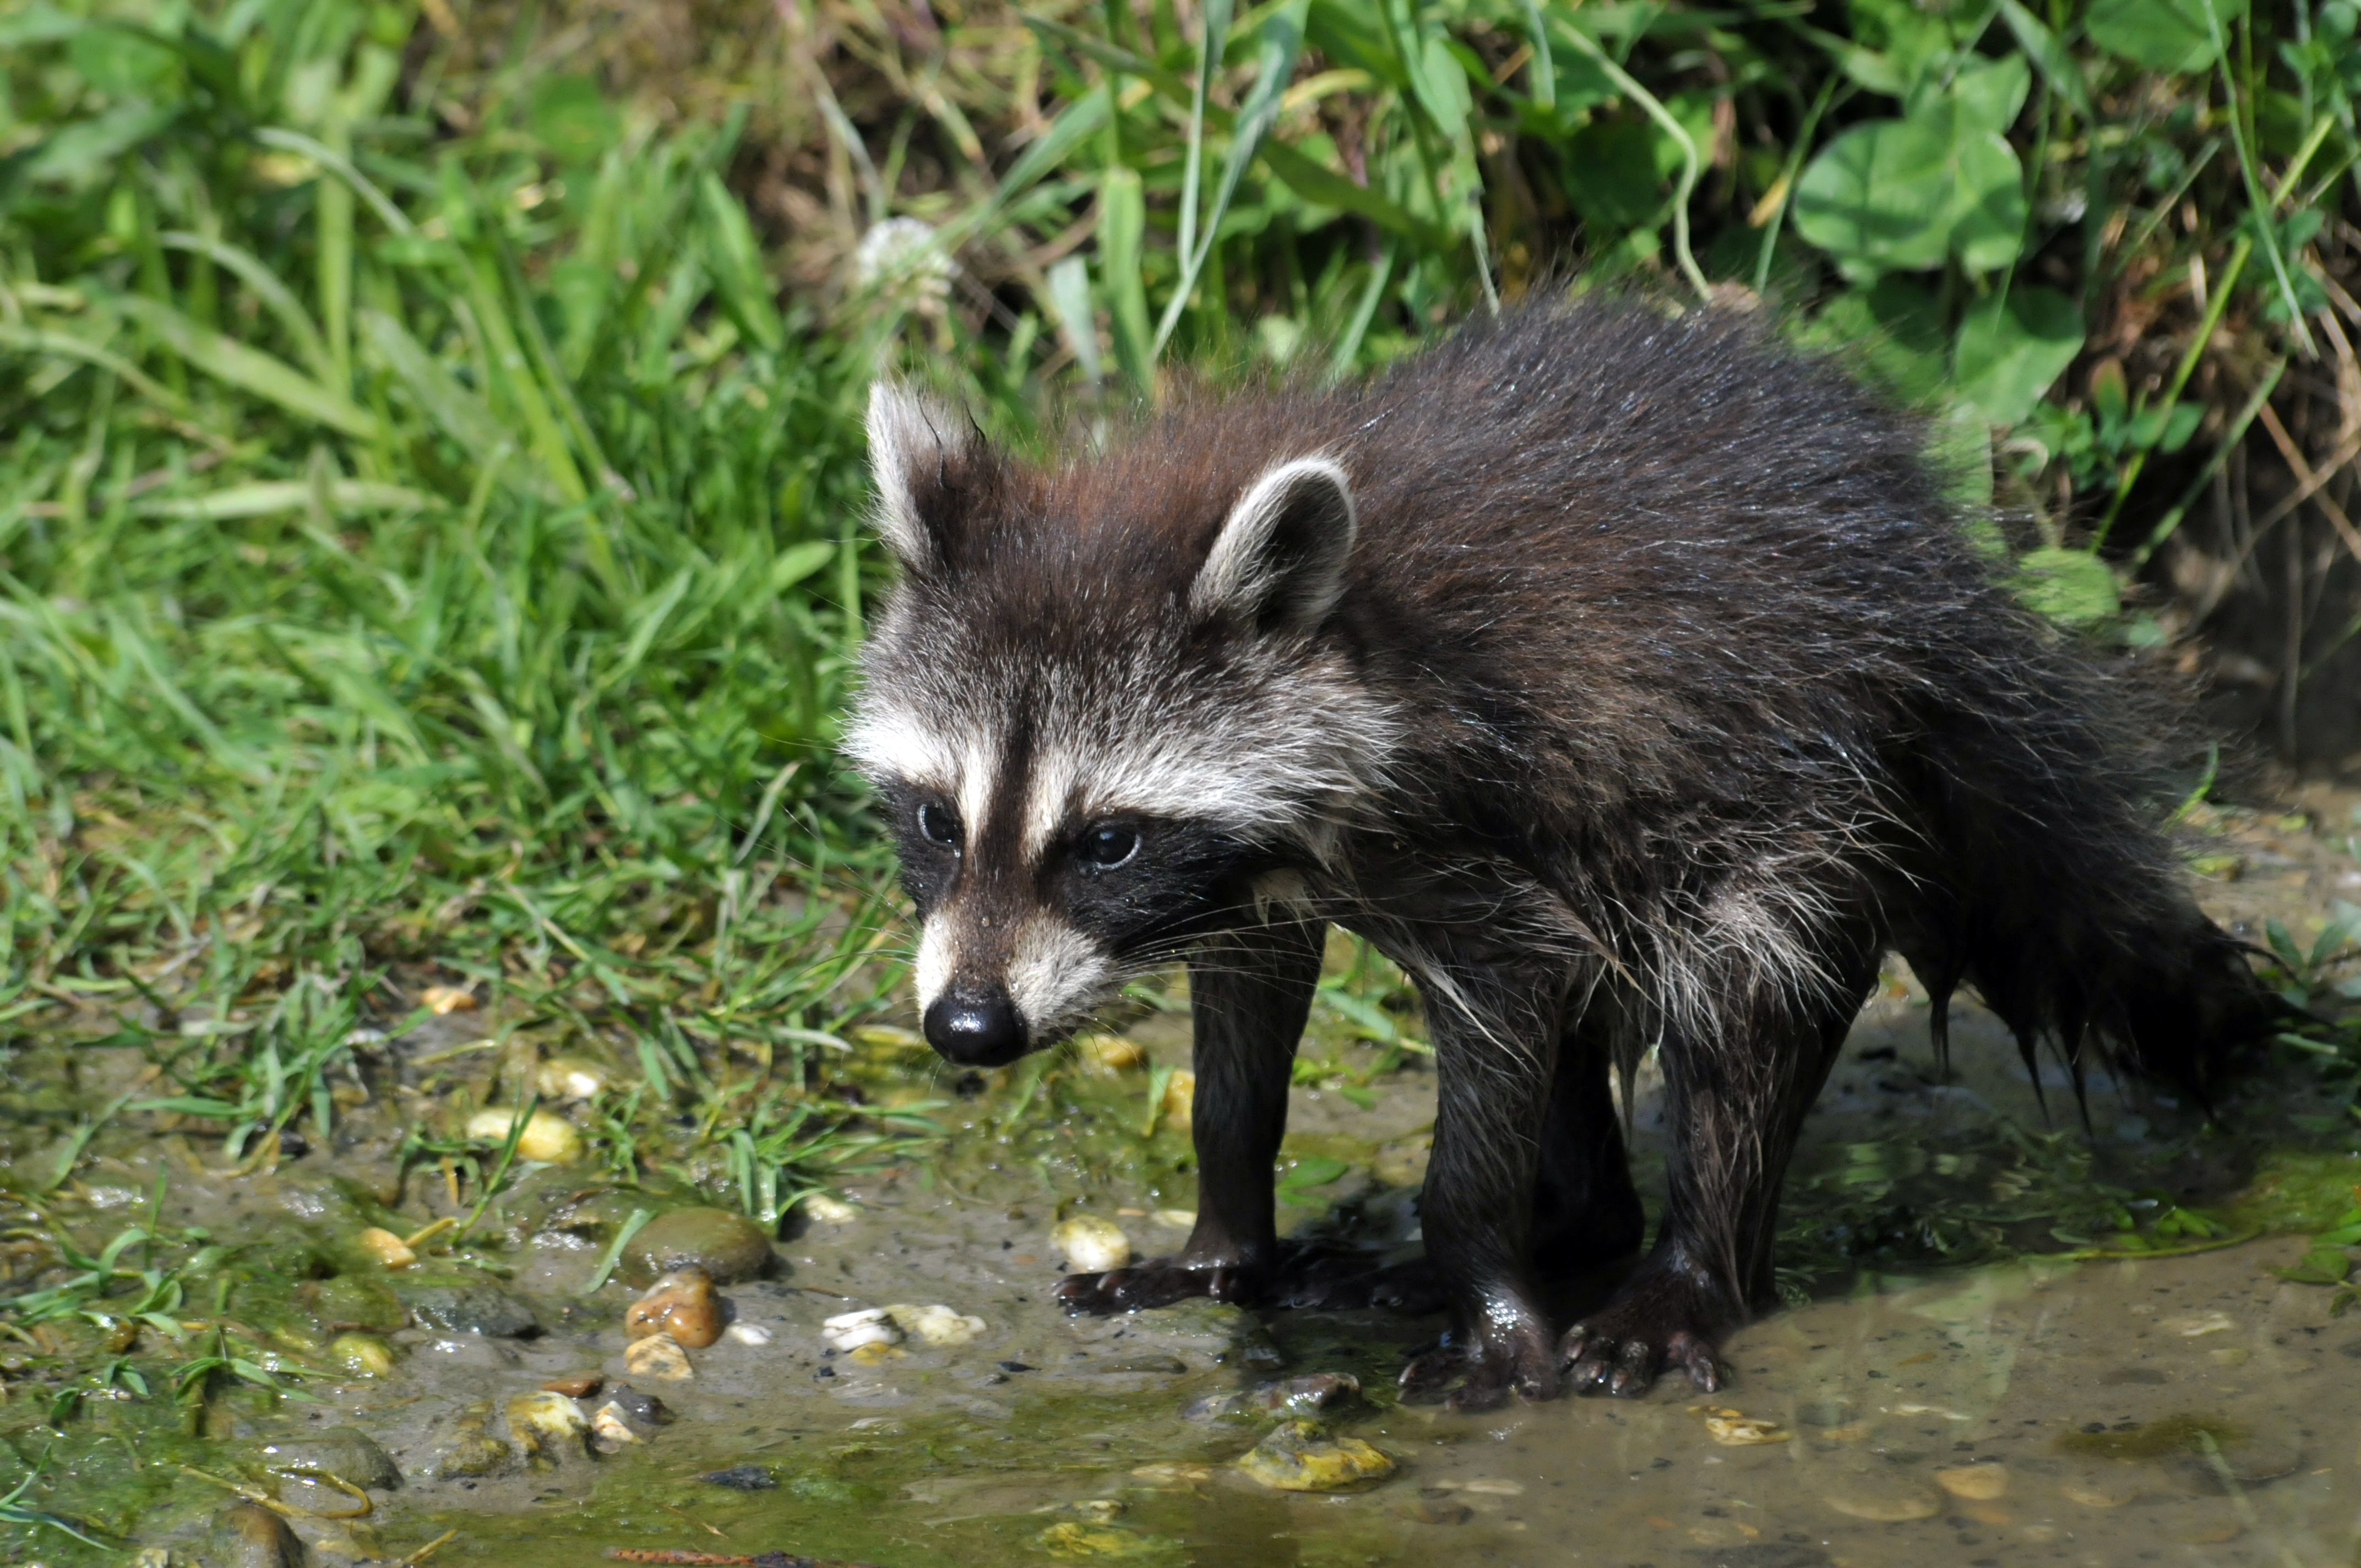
left=2061, top=1475, right=2142, bottom=1507
left=541, top=1373, right=603, bottom=1398
left=624, top=1333, right=694, bottom=1380
left=1187, top=1372, right=1360, bottom=1423
left=620, top=1206, right=774, bottom=1286
left=420, top=984, right=477, bottom=1014
left=1051, top=1216, right=1131, bottom=1274
left=465, top=1107, right=583, bottom=1165
left=400, top=1284, right=541, bottom=1338
left=1076, top=1034, right=1146, bottom=1071
left=251, top=1427, right=402, bottom=1491
left=1236, top=1419, right=1397, bottom=1492
left=1933, top=1463, right=2008, bottom=1500
left=603, top=1386, right=673, bottom=1428
left=1697, top=1406, right=1790, bottom=1446
left=887, top=1303, right=987, bottom=1346
left=505, top=1390, right=589, bottom=1460
left=534, top=1055, right=610, bottom=1100
left=625, top=1267, right=724, bottom=1348
left=590, top=1403, right=640, bottom=1453
left=432, top=1402, right=511, bottom=1478
left=1151, top=1209, right=1197, bottom=1230
left=1160, top=1070, right=1196, bottom=1131
left=1821, top=1483, right=1941, bottom=1522
left=329, top=1333, right=395, bottom=1378
left=211, top=1502, right=302, bottom=1568
left=801, top=1194, right=858, bottom=1224
left=697, top=1465, right=778, bottom=1490
left=356, top=1227, right=415, bottom=1268
left=726, top=1323, right=773, bottom=1346
left=1129, top=1463, right=1214, bottom=1485
left=822, top=1308, right=902, bottom=1352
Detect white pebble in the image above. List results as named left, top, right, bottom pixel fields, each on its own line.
left=885, top=1304, right=986, bottom=1346
left=821, top=1308, right=902, bottom=1352
left=726, top=1324, right=774, bottom=1346
left=1051, top=1216, right=1131, bottom=1273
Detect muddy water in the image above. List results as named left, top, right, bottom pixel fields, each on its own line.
left=7, top=794, right=2360, bottom=1567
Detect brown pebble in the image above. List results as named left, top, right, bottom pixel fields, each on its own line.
left=541, top=1373, right=603, bottom=1398
left=625, top=1267, right=723, bottom=1349
left=211, top=1502, right=302, bottom=1568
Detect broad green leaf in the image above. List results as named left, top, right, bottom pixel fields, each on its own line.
left=1949, top=130, right=2028, bottom=273
left=2085, top=0, right=2249, bottom=74
left=1280, top=1154, right=1352, bottom=1188
left=1954, top=286, right=2084, bottom=427
left=1792, top=114, right=1956, bottom=273
left=1945, top=55, right=2031, bottom=139
left=1792, top=102, right=2023, bottom=277
left=110, top=295, right=376, bottom=438
left=2014, top=547, right=2121, bottom=625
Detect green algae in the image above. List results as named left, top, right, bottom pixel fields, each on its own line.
left=2057, top=1413, right=2248, bottom=1461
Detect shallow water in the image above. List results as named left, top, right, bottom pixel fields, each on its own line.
left=5, top=793, right=2359, bottom=1567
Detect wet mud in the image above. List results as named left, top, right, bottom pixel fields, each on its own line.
left=2, top=792, right=2358, bottom=1566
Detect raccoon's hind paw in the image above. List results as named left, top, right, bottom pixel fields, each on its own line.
left=1052, top=1257, right=1254, bottom=1316
left=1396, top=1319, right=1559, bottom=1412
left=1270, top=1248, right=1447, bottom=1314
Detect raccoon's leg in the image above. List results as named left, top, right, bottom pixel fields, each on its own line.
left=1528, top=1001, right=1646, bottom=1277
left=1559, top=916, right=1880, bottom=1397
left=1052, top=919, right=1324, bottom=1315
left=1392, top=956, right=1570, bottom=1412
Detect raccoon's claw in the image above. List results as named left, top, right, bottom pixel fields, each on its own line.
left=1558, top=1322, right=1722, bottom=1398
left=1052, top=1257, right=1253, bottom=1315
left=1396, top=1321, right=1559, bottom=1412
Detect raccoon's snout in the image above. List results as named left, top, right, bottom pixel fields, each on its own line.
left=922, top=983, right=1028, bottom=1067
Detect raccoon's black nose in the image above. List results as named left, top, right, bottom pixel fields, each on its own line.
left=923, top=986, right=1028, bottom=1067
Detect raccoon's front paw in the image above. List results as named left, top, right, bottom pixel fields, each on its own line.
left=1396, top=1313, right=1558, bottom=1412
left=1558, top=1264, right=1729, bottom=1397
left=1052, top=1256, right=1258, bottom=1315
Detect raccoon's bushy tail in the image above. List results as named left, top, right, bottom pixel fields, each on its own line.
left=1898, top=673, right=2286, bottom=1113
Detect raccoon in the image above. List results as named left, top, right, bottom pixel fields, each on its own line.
left=844, top=301, right=2278, bottom=1410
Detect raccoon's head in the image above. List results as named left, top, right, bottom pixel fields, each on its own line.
left=843, top=384, right=1397, bottom=1066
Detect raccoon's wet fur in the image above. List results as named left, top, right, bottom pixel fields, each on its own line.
left=845, top=300, right=2280, bottom=1409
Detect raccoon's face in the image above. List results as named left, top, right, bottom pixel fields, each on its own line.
left=844, top=385, right=1397, bottom=1066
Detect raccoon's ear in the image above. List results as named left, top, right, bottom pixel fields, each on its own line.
left=1190, top=456, right=1357, bottom=632
left=866, top=381, right=981, bottom=572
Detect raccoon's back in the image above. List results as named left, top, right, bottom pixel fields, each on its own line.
left=1297, top=302, right=2019, bottom=806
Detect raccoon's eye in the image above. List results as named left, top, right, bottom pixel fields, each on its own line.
left=917, top=802, right=963, bottom=850
left=1076, top=823, right=1140, bottom=869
